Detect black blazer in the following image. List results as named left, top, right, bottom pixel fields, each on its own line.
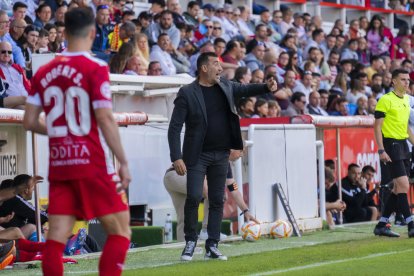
left=168, top=78, right=270, bottom=166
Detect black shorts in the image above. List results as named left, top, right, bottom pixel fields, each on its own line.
left=383, top=138, right=410, bottom=179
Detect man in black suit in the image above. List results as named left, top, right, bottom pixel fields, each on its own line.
left=307, top=91, right=328, bottom=116
left=168, top=52, right=277, bottom=261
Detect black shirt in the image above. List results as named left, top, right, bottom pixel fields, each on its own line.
left=325, top=183, right=339, bottom=203
left=201, top=84, right=232, bottom=151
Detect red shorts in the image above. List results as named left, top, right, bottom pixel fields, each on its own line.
left=48, top=175, right=129, bottom=220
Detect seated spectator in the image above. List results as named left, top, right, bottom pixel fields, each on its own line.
left=245, top=42, right=266, bottom=72
left=183, top=1, right=200, bottom=27
left=0, top=41, right=29, bottom=109
left=146, top=10, right=180, bottom=49
left=319, top=89, right=329, bottom=111
left=267, top=100, right=281, bottom=117
left=325, top=167, right=346, bottom=229
left=346, top=19, right=362, bottom=40
left=346, top=78, right=367, bottom=105
left=285, top=51, right=302, bottom=80
left=9, top=19, right=27, bottom=46
left=331, top=71, right=348, bottom=95
left=12, top=2, right=28, bottom=21
left=354, top=96, right=368, bottom=115
left=233, top=66, right=252, bottom=84
left=0, top=10, right=26, bottom=69
left=236, top=5, right=255, bottom=38
left=366, top=15, right=392, bottom=57
left=357, top=37, right=370, bottom=66
left=35, top=28, right=50, bottom=53
left=33, top=4, right=52, bottom=28
left=365, top=56, right=385, bottom=83
left=307, top=91, right=328, bottom=116
left=396, top=37, right=412, bottom=61
left=328, top=97, right=349, bottom=116
left=237, top=97, right=254, bottom=118
left=54, top=21, right=66, bottom=52
left=341, top=163, right=378, bottom=223
left=341, top=39, right=359, bottom=61
left=212, top=20, right=230, bottom=42
left=109, top=42, right=136, bottom=74
left=303, top=28, right=324, bottom=61
left=44, top=23, right=58, bottom=52
left=281, top=91, right=306, bottom=116
left=195, top=19, right=214, bottom=47
left=123, top=56, right=147, bottom=75
left=108, top=21, right=136, bottom=52
left=401, top=59, right=413, bottom=73
left=168, top=42, right=190, bottom=74
left=361, top=165, right=379, bottom=209
left=276, top=70, right=296, bottom=109
left=251, top=69, right=264, bottom=84
left=367, top=96, right=377, bottom=115
left=92, top=4, right=111, bottom=61
left=293, top=70, right=313, bottom=100
left=189, top=42, right=215, bottom=76
left=222, top=40, right=241, bottom=65
left=251, top=98, right=268, bottom=118
left=321, top=34, right=336, bottom=58
left=148, top=61, right=163, bottom=76
left=150, top=33, right=177, bottom=75
left=138, top=11, right=152, bottom=34
left=51, top=3, right=68, bottom=24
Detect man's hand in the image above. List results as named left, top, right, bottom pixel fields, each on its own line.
left=266, top=77, right=278, bottom=92
left=357, top=177, right=367, bottom=190
left=118, top=163, right=131, bottom=192
left=229, top=149, right=243, bottom=161
left=173, top=159, right=187, bottom=176
left=0, top=212, right=14, bottom=224
left=244, top=211, right=260, bottom=224
left=29, top=175, right=44, bottom=188
left=380, top=151, right=392, bottom=163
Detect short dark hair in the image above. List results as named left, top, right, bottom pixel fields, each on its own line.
left=187, top=1, right=199, bottom=9
left=0, top=179, right=15, bottom=190
left=160, top=10, right=173, bottom=18
left=348, top=163, right=359, bottom=171
left=14, top=174, right=31, bottom=187
left=357, top=72, right=367, bottom=79
left=312, top=28, right=324, bottom=40
left=36, top=3, right=51, bottom=14
left=291, top=92, right=306, bottom=103
left=372, top=73, right=382, bottom=80
left=370, top=55, right=382, bottom=64
left=13, top=2, right=28, bottom=11
left=255, top=23, right=266, bottom=32
left=214, top=37, right=226, bottom=45
left=226, top=40, right=240, bottom=52
left=64, top=8, right=95, bottom=38
left=318, top=89, right=329, bottom=96
left=122, top=10, right=135, bottom=19
left=392, top=69, right=409, bottom=79
left=362, top=165, right=376, bottom=174
left=148, top=61, right=160, bottom=69
left=152, top=0, right=166, bottom=7
left=325, top=159, right=335, bottom=170
left=308, top=46, right=319, bottom=55
left=157, top=32, right=169, bottom=41
left=402, top=59, right=412, bottom=66
left=196, top=52, right=218, bottom=73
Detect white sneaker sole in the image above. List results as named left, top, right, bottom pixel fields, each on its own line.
left=180, top=255, right=193, bottom=261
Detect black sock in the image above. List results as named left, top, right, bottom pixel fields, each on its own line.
left=378, top=193, right=398, bottom=227
left=396, top=193, right=414, bottom=229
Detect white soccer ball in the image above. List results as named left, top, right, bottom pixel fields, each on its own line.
left=241, top=221, right=261, bottom=241
left=269, top=219, right=293, bottom=239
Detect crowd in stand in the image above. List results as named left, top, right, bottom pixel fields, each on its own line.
left=0, top=0, right=413, bottom=116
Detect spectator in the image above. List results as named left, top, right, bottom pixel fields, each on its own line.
left=346, top=19, right=362, bottom=40
left=251, top=69, right=264, bottom=83
left=138, top=11, right=152, bottom=34
left=0, top=10, right=26, bottom=69
left=293, top=70, right=313, bottom=100
left=236, top=5, right=255, bottom=38
left=124, top=56, right=146, bottom=75
left=33, top=4, right=52, bottom=28
left=382, top=71, right=393, bottom=93
left=36, top=28, right=50, bottom=53
left=220, top=4, right=242, bottom=40
left=150, top=33, right=176, bottom=75
left=246, top=24, right=267, bottom=53
left=401, top=59, right=413, bottom=73
left=222, top=40, right=241, bottom=65
left=303, top=28, right=324, bottom=61
left=367, top=96, right=377, bottom=115
left=282, top=91, right=306, bottom=116
left=149, top=0, right=166, bottom=16
left=132, top=33, right=150, bottom=71
left=279, top=7, right=293, bottom=36
left=233, top=66, right=251, bottom=84
left=251, top=98, right=268, bottom=118
left=319, top=89, right=329, bottom=111
left=212, top=20, right=230, bottom=42
left=327, top=51, right=340, bottom=85
left=168, top=41, right=190, bottom=74
left=54, top=21, right=66, bottom=52
left=148, top=61, right=163, bottom=76
left=328, top=97, right=348, bottom=116
left=12, top=2, right=28, bottom=21
left=245, top=42, right=265, bottom=72
left=279, top=34, right=297, bottom=54
left=189, top=42, right=215, bottom=76
left=92, top=4, right=111, bottom=61
left=109, top=42, right=136, bottom=74
left=366, top=14, right=392, bottom=57
left=357, top=37, right=370, bottom=66
left=276, top=70, right=296, bottom=109
left=325, top=167, right=346, bottom=229
left=267, top=100, right=281, bottom=117
left=354, top=96, right=369, bottom=115
left=395, top=37, right=412, bottom=61
left=183, top=1, right=200, bottom=27
left=237, top=97, right=254, bottom=118
left=44, top=23, right=58, bottom=52
left=277, top=51, right=289, bottom=73
left=320, top=34, right=336, bottom=58
left=365, top=56, right=385, bottom=83
left=292, top=13, right=305, bottom=40
left=341, top=39, right=359, bottom=61
left=146, top=10, right=180, bottom=49
left=109, top=21, right=135, bottom=52
left=20, top=25, right=39, bottom=79
left=196, top=19, right=214, bottom=47
left=341, top=163, right=378, bottom=223
left=166, top=0, right=186, bottom=26
left=346, top=78, right=367, bottom=105
left=286, top=51, right=302, bottom=79
left=9, top=19, right=27, bottom=46
left=52, top=3, right=68, bottom=24
left=307, top=91, right=328, bottom=116
left=269, top=10, right=282, bottom=38
left=0, top=41, right=28, bottom=109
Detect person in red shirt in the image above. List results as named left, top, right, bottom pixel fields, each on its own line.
left=23, top=8, right=131, bottom=276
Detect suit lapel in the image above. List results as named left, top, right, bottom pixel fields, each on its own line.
left=193, top=81, right=208, bottom=123
left=217, top=80, right=237, bottom=115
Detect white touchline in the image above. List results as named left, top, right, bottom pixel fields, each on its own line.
left=249, top=249, right=414, bottom=276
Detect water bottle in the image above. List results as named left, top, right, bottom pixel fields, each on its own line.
left=165, top=213, right=173, bottom=242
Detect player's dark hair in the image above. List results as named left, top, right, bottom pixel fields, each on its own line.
left=196, top=52, right=218, bottom=73
left=392, top=69, right=409, bottom=79
left=64, top=8, right=95, bottom=38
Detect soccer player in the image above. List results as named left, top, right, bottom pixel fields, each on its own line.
left=23, top=8, right=131, bottom=276
left=373, top=69, right=414, bottom=238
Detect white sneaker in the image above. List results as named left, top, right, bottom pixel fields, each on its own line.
left=199, top=229, right=228, bottom=240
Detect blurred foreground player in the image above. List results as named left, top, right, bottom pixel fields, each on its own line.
left=23, top=8, right=131, bottom=276
left=373, top=69, right=414, bottom=238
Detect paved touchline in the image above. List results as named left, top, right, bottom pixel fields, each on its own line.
left=249, top=249, right=414, bottom=276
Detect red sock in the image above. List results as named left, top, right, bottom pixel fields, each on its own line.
left=15, top=250, right=37, bottom=262
left=99, top=235, right=130, bottom=276
left=42, top=240, right=65, bottom=276
left=16, top=239, right=45, bottom=252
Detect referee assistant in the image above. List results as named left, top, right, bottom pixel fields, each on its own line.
left=373, top=69, right=414, bottom=238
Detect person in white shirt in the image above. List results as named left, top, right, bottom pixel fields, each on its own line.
left=150, top=33, right=176, bottom=76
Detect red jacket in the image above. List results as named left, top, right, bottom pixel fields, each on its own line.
left=0, top=63, right=31, bottom=94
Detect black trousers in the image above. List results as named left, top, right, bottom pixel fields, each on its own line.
left=184, top=150, right=229, bottom=245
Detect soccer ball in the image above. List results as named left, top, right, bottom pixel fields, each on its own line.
left=241, top=221, right=261, bottom=241
left=269, top=219, right=293, bottom=238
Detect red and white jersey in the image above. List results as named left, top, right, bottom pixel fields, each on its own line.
left=27, top=52, right=115, bottom=181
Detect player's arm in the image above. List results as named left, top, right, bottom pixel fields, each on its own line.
left=407, top=126, right=414, bottom=145
left=94, top=108, right=131, bottom=189
left=23, top=104, right=47, bottom=135
left=227, top=181, right=260, bottom=223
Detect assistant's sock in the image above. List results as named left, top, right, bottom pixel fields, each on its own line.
left=42, top=240, right=65, bottom=276
left=16, top=238, right=45, bottom=252
left=378, top=193, right=398, bottom=227
left=99, top=235, right=130, bottom=276
left=396, top=193, right=414, bottom=229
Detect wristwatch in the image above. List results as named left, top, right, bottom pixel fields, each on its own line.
left=239, top=209, right=249, bottom=216
left=378, top=149, right=385, bottom=154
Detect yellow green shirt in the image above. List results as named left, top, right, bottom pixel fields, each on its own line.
left=375, top=91, right=410, bottom=139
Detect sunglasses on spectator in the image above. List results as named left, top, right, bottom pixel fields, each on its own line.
left=125, top=1, right=134, bottom=3
left=217, top=9, right=225, bottom=13
left=0, top=50, right=12, bottom=55
left=214, top=27, right=221, bottom=30
left=225, top=11, right=232, bottom=14
left=205, top=25, right=213, bottom=28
